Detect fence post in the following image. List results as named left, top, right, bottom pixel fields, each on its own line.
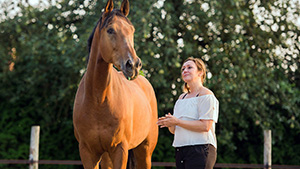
left=264, top=130, right=271, bottom=169
left=29, top=126, right=40, bottom=169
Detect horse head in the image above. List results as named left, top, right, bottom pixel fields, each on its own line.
left=98, top=0, right=141, bottom=80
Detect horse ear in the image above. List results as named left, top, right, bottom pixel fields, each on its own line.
left=105, top=0, right=114, bottom=15
left=120, top=0, right=129, bottom=16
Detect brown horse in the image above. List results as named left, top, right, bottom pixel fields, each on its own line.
left=73, top=0, right=158, bottom=169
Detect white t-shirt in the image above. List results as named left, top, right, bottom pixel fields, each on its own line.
left=172, top=94, right=219, bottom=148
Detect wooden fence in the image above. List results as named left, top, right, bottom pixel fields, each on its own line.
left=1, top=126, right=299, bottom=169
left=1, top=159, right=300, bottom=168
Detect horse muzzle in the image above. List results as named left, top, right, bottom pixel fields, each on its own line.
left=122, top=58, right=142, bottom=80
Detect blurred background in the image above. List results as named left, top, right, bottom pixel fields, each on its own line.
left=0, top=0, right=299, bottom=168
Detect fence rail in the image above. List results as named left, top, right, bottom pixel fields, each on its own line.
left=1, top=159, right=300, bottom=169
left=2, top=126, right=300, bottom=169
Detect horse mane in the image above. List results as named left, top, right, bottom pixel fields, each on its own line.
left=86, top=9, right=133, bottom=64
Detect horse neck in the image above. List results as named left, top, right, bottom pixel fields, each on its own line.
left=84, top=39, right=113, bottom=103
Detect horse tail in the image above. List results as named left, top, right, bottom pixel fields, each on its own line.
left=126, top=149, right=136, bottom=169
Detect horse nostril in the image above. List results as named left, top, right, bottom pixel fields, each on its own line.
left=135, top=59, right=142, bottom=68
left=126, top=60, right=133, bottom=70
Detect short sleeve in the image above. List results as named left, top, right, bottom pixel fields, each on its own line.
left=197, top=95, right=219, bottom=123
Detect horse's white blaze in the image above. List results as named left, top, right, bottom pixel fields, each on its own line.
left=123, top=36, right=134, bottom=61
left=128, top=52, right=133, bottom=61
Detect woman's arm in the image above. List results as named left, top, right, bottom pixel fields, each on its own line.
left=157, top=113, right=213, bottom=133
left=168, top=126, right=175, bottom=134
left=163, top=114, right=213, bottom=132
left=157, top=94, right=187, bottom=134
left=157, top=113, right=175, bottom=134
left=176, top=119, right=213, bottom=132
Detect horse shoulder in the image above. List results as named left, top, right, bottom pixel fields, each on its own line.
left=73, top=74, right=86, bottom=111
left=114, top=70, right=155, bottom=104
left=134, top=75, right=155, bottom=95
left=115, top=70, right=152, bottom=91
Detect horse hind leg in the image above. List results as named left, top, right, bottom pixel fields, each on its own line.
left=126, top=150, right=135, bottom=169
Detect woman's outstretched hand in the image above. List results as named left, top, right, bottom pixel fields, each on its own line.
left=157, top=113, right=179, bottom=128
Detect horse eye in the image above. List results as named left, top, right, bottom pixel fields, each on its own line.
left=107, top=28, right=115, bottom=34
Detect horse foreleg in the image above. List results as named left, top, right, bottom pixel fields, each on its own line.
left=132, top=143, right=151, bottom=169
left=133, top=134, right=158, bottom=169
left=110, top=143, right=128, bottom=169
left=100, top=152, right=113, bottom=169
left=79, top=143, right=101, bottom=169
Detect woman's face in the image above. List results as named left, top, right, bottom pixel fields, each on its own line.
left=181, top=60, right=201, bottom=83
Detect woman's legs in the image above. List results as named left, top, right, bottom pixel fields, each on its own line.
left=175, top=144, right=216, bottom=169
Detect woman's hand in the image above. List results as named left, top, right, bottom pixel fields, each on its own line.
left=158, top=113, right=214, bottom=133
left=157, top=113, right=179, bottom=128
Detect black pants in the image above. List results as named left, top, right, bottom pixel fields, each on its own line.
left=175, top=144, right=216, bottom=169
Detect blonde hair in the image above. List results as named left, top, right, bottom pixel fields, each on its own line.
left=182, top=57, right=207, bottom=93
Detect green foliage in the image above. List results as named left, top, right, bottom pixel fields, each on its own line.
left=0, top=0, right=299, bottom=168
left=0, top=1, right=88, bottom=168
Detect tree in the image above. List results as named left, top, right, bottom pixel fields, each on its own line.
left=0, top=1, right=90, bottom=168
left=142, top=0, right=300, bottom=165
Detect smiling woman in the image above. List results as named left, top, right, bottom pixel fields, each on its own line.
left=157, top=57, right=219, bottom=169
